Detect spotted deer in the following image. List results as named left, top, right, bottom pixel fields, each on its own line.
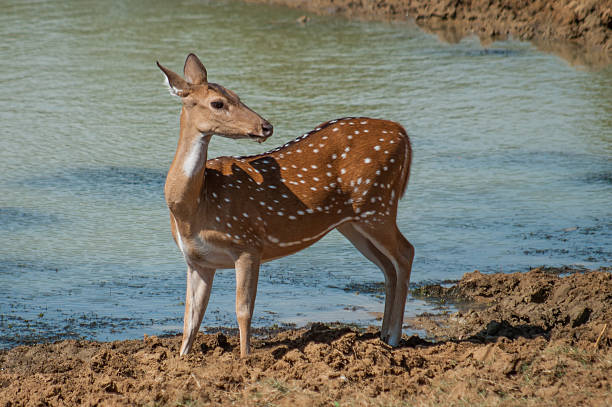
left=158, top=54, right=414, bottom=357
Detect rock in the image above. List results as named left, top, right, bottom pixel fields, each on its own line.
left=570, top=306, right=592, bottom=327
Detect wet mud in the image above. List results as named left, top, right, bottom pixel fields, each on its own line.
left=1, top=267, right=610, bottom=406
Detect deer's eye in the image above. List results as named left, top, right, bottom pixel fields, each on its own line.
left=211, top=100, right=224, bottom=109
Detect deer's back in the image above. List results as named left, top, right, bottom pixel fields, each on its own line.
left=202, top=117, right=411, bottom=258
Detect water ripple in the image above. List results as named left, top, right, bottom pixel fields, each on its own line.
left=0, top=208, right=61, bottom=231
left=21, top=166, right=166, bottom=201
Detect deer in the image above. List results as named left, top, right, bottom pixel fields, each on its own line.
left=157, top=53, right=414, bottom=358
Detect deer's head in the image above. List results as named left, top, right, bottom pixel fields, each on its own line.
left=157, top=54, right=273, bottom=142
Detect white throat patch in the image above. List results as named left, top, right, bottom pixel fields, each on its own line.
left=182, top=137, right=208, bottom=177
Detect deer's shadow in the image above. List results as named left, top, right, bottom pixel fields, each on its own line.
left=251, top=320, right=549, bottom=360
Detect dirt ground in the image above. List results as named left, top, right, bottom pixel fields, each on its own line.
left=1, top=267, right=610, bottom=406
left=245, top=0, right=612, bottom=67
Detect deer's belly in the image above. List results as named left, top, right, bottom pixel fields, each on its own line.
left=175, top=228, right=235, bottom=269
left=260, top=238, right=321, bottom=263
left=260, top=215, right=354, bottom=261
left=190, top=242, right=235, bottom=269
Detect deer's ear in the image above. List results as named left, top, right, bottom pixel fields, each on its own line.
left=183, top=53, right=208, bottom=85
left=157, top=61, right=191, bottom=97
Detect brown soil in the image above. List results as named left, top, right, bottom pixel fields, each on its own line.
left=1, top=267, right=611, bottom=406
left=245, top=0, right=612, bottom=67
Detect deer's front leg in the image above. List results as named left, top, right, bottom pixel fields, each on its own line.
left=180, top=266, right=215, bottom=356
left=234, top=252, right=261, bottom=357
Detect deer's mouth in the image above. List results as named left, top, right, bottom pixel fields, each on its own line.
left=248, top=134, right=269, bottom=143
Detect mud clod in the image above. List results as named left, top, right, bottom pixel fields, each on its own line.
left=200, top=332, right=231, bottom=354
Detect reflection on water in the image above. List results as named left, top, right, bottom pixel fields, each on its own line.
left=417, top=19, right=612, bottom=70
left=0, top=0, right=610, bottom=348
left=532, top=40, right=612, bottom=71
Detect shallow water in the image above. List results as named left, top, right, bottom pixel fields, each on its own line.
left=0, top=0, right=610, bottom=348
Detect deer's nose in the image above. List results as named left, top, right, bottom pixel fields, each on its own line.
left=262, top=121, right=273, bottom=137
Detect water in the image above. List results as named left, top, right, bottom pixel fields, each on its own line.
left=1, top=0, right=610, bottom=348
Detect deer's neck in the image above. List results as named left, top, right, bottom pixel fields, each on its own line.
left=165, top=117, right=211, bottom=220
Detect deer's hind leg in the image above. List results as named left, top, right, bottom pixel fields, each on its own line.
left=350, top=222, right=414, bottom=347
left=234, top=252, right=261, bottom=358
left=337, top=223, right=398, bottom=343
left=180, top=266, right=216, bottom=356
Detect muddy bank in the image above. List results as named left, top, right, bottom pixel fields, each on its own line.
left=410, top=266, right=611, bottom=344
left=1, top=267, right=611, bottom=406
left=245, top=0, right=612, bottom=67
